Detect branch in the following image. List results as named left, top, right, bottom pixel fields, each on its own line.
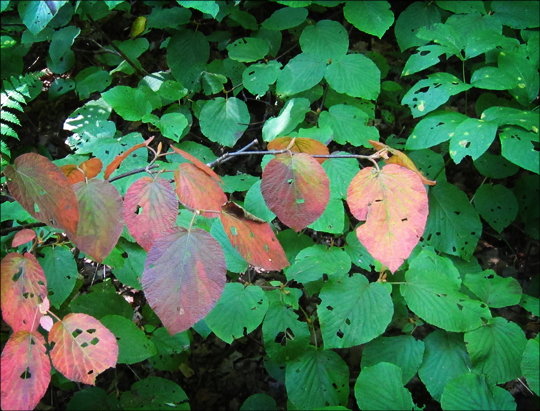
left=108, top=164, right=160, bottom=183
left=1, top=222, right=46, bottom=236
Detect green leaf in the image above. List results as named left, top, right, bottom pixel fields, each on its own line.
left=319, top=104, right=379, bottom=147
left=155, top=112, right=189, bottom=142
left=38, top=246, right=77, bottom=308
left=300, top=20, right=348, bottom=61
left=286, top=349, right=349, bottom=410
left=120, top=376, right=190, bottom=410
left=361, top=335, right=425, bottom=384
left=276, top=53, right=325, bottom=96
left=402, top=45, right=451, bottom=76
left=437, top=1, right=486, bottom=14
left=262, top=98, right=310, bottom=142
left=261, top=7, right=308, bottom=30
left=394, top=2, right=441, bottom=52
left=244, top=180, right=276, bottom=222
left=464, top=269, right=522, bottom=308
left=471, top=66, right=518, bottom=90
left=49, top=25, right=80, bottom=64
left=499, top=126, right=540, bottom=174
left=355, top=362, right=414, bottom=411
left=101, top=86, right=152, bottom=121
left=205, top=283, right=268, bottom=344
left=481, top=106, right=539, bottom=132
left=449, top=118, right=498, bottom=163
left=277, top=229, right=315, bottom=265
left=499, top=51, right=540, bottom=106
left=67, top=386, right=120, bottom=410
left=70, top=280, right=133, bottom=320
left=167, top=29, right=209, bottom=91
left=242, top=61, right=282, bottom=96
left=199, top=97, right=249, bottom=147
left=285, top=245, right=350, bottom=283
left=201, top=72, right=227, bottom=95
left=520, top=294, right=540, bottom=316
left=177, top=0, right=218, bottom=17
left=402, top=73, right=472, bottom=118
left=423, top=182, right=482, bottom=260
left=513, top=174, right=540, bottom=239
left=240, top=394, right=276, bottom=411
left=406, top=111, right=468, bottom=150
left=227, top=37, right=269, bottom=63
left=18, top=1, right=67, bottom=35
left=401, top=250, right=491, bottom=332
left=74, top=67, right=111, bottom=100
left=491, top=0, right=540, bottom=29
left=325, top=54, right=381, bottom=100
left=473, top=185, right=518, bottom=233
left=441, top=374, right=516, bottom=411
left=100, top=315, right=156, bottom=365
left=321, top=154, right=359, bottom=200
left=418, top=330, right=473, bottom=402
left=343, top=230, right=375, bottom=270
left=521, top=335, right=540, bottom=396
left=308, top=195, right=346, bottom=234
left=319, top=274, right=393, bottom=349
left=221, top=174, right=259, bottom=193
left=147, top=328, right=192, bottom=371
left=114, top=239, right=146, bottom=290
left=210, top=219, right=248, bottom=273
left=473, top=152, right=519, bottom=179
left=0, top=200, right=36, bottom=223
left=464, top=317, right=527, bottom=384
left=344, top=1, right=394, bottom=39
left=146, top=6, right=191, bottom=29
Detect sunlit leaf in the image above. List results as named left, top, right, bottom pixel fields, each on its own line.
left=49, top=313, right=118, bottom=385
left=261, top=153, right=330, bottom=232
left=60, top=164, right=85, bottom=184
left=12, top=229, right=36, bottom=247
left=69, top=179, right=124, bottom=263
left=347, top=164, right=428, bottom=273
left=0, top=331, right=51, bottom=411
left=124, top=177, right=178, bottom=251
left=61, top=158, right=103, bottom=184
left=1, top=253, right=47, bottom=332
left=142, top=227, right=227, bottom=335
left=104, top=136, right=153, bottom=180
left=5, top=153, right=79, bottom=233
left=220, top=202, right=289, bottom=271
left=267, top=137, right=329, bottom=164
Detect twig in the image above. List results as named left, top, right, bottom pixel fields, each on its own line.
left=207, top=139, right=259, bottom=168
left=108, top=164, right=160, bottom=183
left=1, top=222, right=46, bottom=236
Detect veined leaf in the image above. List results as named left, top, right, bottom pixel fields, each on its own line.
left=0, top=331, right=51, bottom=411
left=12, top=228, right=36, bottom=247
left=169, top=145, right=222, bottom=181
left=5, top=153, right=79, bottom=233
left=49, top=313, right=118, bottom=385
left=267, top=137, right=329, bottom=164
left=124, top=177, right=178, bottom=251
left=220, top=202, right=289, bottom=271
left=347, top=164, right=429, bottom=273
left=261, top=153, right=330, bottom=232
left=1, top=252, right=47, bottom=332
left=142, top=227, right=227, bottom=335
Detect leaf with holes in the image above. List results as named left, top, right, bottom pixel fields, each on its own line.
left=124, top=177, right=178, bottom=251
left=0, top=330, right=51, bottom=411
left=267, top=137, right=329, bottom=164
left=12, top=229, right=36, bottom=247
left=104, top=137, right=153, bottom=180
left=347, top=164, right=429, bottom=273
left=1, top=253, right=47, bottom=332
left=142, top=227, right=227, bottom=335
left=4, top=153, right=79, bottom=233
left=49, top=313, right=118, bottom=385
left=220, top=202, right=289, bottom=271
left=261, top=153, right=330, bottom=232
left=69, top=180, right=124, bottom=263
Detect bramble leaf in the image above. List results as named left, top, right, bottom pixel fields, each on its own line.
left=261, top=153, right=330, bottom=232
left=142, top=227, right=227, bottom=335
left=347, top=164, right=429, bottom=273
left=5, top=153, right=79, bottom=233
left=49, top=313, right=118, bottom=385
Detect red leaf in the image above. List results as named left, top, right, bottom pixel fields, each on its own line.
left=124, top=177, right=179, bottom=251
left=1, top=253, right=47, bottom=332
left=79, top=158, right=103, bottom=179
left=104, top=136, right=154, bottom=180
left=60, top=164, right=85, bottom=184
left=1, top=330, right=51, bottom=411
left=68, top=179, right=124, bottom=262
left=142, top=227, right=227, bottom=335
left=174, top=163, right=227, bottom=218
left=347, top=164, right=429, bottom=273
left=5, top=153, right=79, bottom=233
left=220, top=202, right=289, bottom=271
left=261, top=153, right=330, bottom=232
left=12, top=229, right=36, bottom=247
left=170, top=145, right=222, bottom=182
left=267, top=137, right=329, bottom=164
left=49, top=313, right=118, bottom=385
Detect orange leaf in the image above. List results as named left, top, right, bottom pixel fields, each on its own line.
left=261, top=153, right=330, bottom=232
left=12, top=229, right=36, bottom=247
left=79, top=158, right=103, bottom=179
left=60, top=164, right=85, bottom=184
left=1, top=252, right=47, bottom=332
left=104, top=136, right=154, bottom=180
left=267, top=137, right=330, bottom=164
left=169, top=145, right=222, bottom=182
left=347, top=164, right=429, bottom=273
left=220, top=202, right=289, bottom=271
left=49, top=313, right=118, bottom=385
left=0, top=330, right=51, bottom=411
left=174, top=163, right=227, bottom=218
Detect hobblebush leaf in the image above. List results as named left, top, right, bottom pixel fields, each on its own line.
left=275, top=53, right=325, bottom=96
left=464, top=317, right=527, bottom=385
left=169, top=145, right=221, bottom=181
left=394, top=1, right=441, bottom=52
left=521, top=334, right=540, bottom=396
left=49, top=313, right=118, bottom=385
left=5, top=153, right=79, bottom=233
left=441, top=374, right=516, bottom=411
left=401, top=250, right=491, bottom=332
left=205, top=283, right=268, bottom=344
left=285, top=245, right=351, bottom=283
left=240, top=394, right=276, bottom=411
left=69, top=179, right=124, bottom=263
left=147, top=327, right=192, bottom=371
left=75, top=67, right=112, bottom=100
left=355, top=362, right=414, bottom=411
left=18, top=1, right=65, bottom=35
left=199, top=97, right=249, bottom=147
left=261, top=153, right=330, bottom=232
left=101, top=86, right=152, bottom=121
left=261, top=6, right=308, bottom=30
left=0, top=331, right=51, bottom=411
left=499, top=126, right=540, bottom=174
left=286, top=349, right=349, bottom=410
left=299, top=20, right=348, bottom=61
left=220, top=202, right=289, bottom=271
left=347, top=164, right=428, bottom=273
left=262, top=98, right=311, bottom=142
left=406, top=111, right=468, bottom=150
left=120, top=376, right=190, bottom=410
left=325, top=54, right=381, bottom=100
left=321, top=153, right=360, bottom=200
left=142, top=227, right=227, bottom=335
left=449, top=118, right=498, bottom=163
left=267, top=137, right=329, bottom=164
left=344, top=1, right=394, bottom=39
left=464, top=269, right=522, bottom=308
left=319, top=104, right=379, bottom=147
left=244, top=180, right=276, bottom=222
left=104, top=137, right=153, bottom=180
left=124, top=177, right=178, bottom=252
left=1, top=252, right=47, bottom=332
left=12, top=228, right=36, bottom=247
left=242, top=61, right=282, bottom=96
left=473, top=184, right=518, bottom=233
left=38, top=246, right=78, bottom=309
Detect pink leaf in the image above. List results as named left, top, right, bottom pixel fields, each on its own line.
left=12, top=229, right=36, bottom=247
